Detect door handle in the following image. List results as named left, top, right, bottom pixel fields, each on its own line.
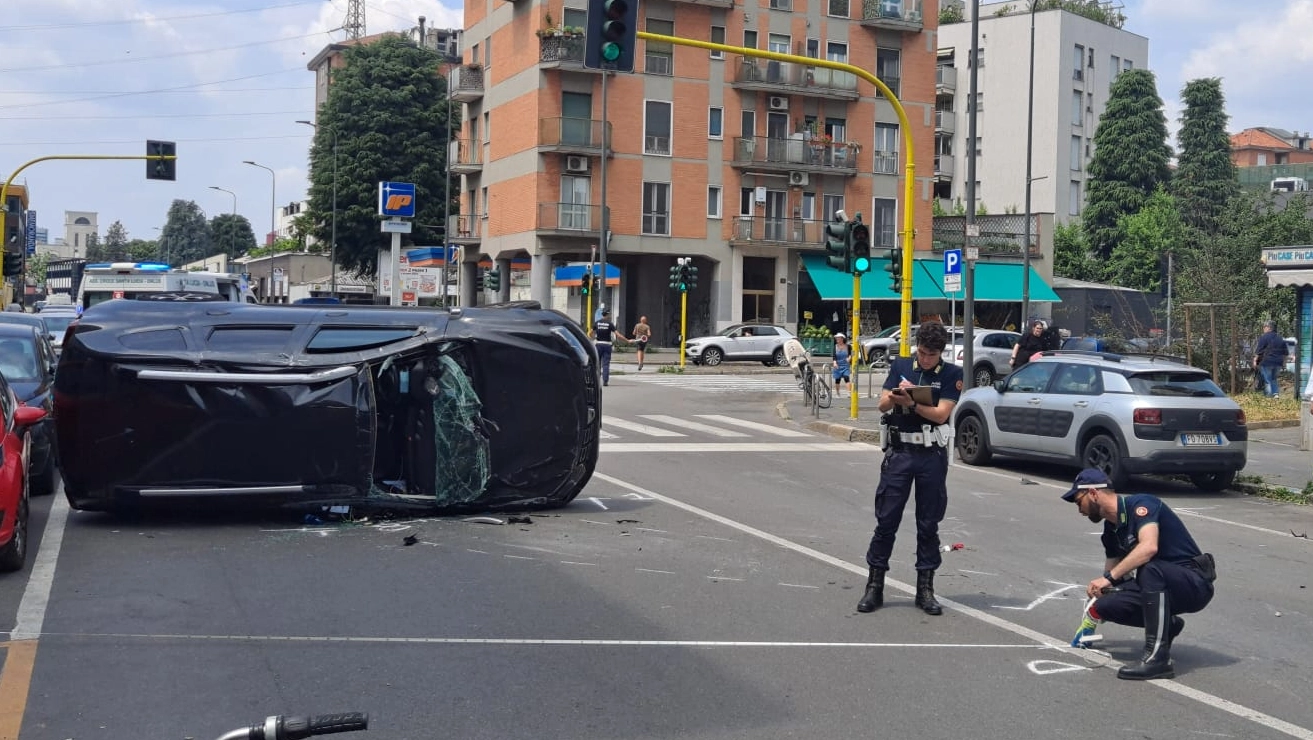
left=1073, top=401, right=1090, bottom=408
left=1027, top=398, right=1042, bottom=405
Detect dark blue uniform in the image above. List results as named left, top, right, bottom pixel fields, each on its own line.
left=865, top=356, right=964, bottom=572
left=1095, top=494, right=1215, bottom=627
left=594, top=319, right=616, bottom=386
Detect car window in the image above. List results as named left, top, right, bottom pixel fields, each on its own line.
left=1102, top=371, right=1134, bottom=393
left=42, top=315, right=75, bottom=336
left=875, top=326, right=900, bottom=338
left=306, top=327, right=420, bottom=353
left=1052, top=364, right=1101, bottom=395
left=1004, top=362, right=1057, bottom=393
left=752, top=326, right=780, bottom=337
left=1127, top=372, right=1225, bottom=397
left=120, top=328, right=189, bottom=351
left=206, top=327, right=295, bottom=350
left=0, top=384, right=12, bottom=431
left=0, top=337, right=40, bottom=381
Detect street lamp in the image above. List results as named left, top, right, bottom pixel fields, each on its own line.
left=297, top=119, right=338, bottom=295
left=1021, top=0, right=1038, bottom=327
left=152, top=226, right=169, bottom=265
left=243, top=160, right=277, bottom=302
left=208, top=185, right=237, bottom=259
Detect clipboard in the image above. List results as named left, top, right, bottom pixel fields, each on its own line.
left=892, top=385, right=935, bottom=405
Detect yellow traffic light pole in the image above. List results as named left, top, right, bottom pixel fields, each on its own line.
left=680, top=289, right=688, bottom=369
left=584, top=269, right=594, bottom=335
left=636, top=33, right=917, bottom=361
left=851, top=273, right=861, bottom=419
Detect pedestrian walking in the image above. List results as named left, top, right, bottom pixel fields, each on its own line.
left=1062, top=469, right=1216, bottom=680
left=590, top=308, right=628, bottom=387
left=1252, top=320, right=1287, bottom=398
left=857, top=322, right=963, bottom=616
left=832, top=333, right=852, bottom=397
left=632, top=315, right=652, bottom=371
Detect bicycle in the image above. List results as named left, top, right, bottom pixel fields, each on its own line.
left=214, top=712, right=368, bottom=740
left=796, top=357, right=832, bottom=410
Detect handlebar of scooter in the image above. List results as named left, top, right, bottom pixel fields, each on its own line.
left=215, top=713, right=369, bottom=740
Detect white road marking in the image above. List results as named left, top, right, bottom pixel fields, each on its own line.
left=778, top=582, right=821, bottom=590
left=599, top=429, right=619, bottom=439
left=638, top=414, right=750, bottom=437
left=1027, top=660, right=1090, bottom=675
left=694, top=414, right=813, bottom=437
left=11, top=493, right=72, bottom=641
left=50, top=633, right=1039, bottom=649
left=636, top=568, right=675, bottom=575
left=601, top=442, right=872, bottom=452
left=994, top=584, right=1081, bottom=611
left=592, top=471, right=1313, bottom=740
left=602, top=417, right=686, bottom=437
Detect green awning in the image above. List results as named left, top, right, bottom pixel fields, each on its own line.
left=801, top=253, right=946, bottom=300
left=923, top=260, right=1062, bottom=302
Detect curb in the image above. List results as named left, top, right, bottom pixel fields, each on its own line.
left=775, top=402, right=882, bottom=444
left=1247, top=419, right=1300, bottom=430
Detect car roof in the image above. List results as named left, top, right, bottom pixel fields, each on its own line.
left=0, top=313, right=44, bottom=327
left=0, top=323, right=39, bottom=340
left=1034, top=350, right=1196, bottom=370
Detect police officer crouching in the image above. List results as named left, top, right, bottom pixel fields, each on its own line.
left=858, top=322, right=963, bottom=616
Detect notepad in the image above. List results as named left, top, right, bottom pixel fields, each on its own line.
left=892, top=385, right=936, bottom=405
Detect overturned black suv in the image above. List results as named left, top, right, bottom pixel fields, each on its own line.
left=55, top=300, right=599, bottom=513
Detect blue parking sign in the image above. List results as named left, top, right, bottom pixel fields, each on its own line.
left=944, top=248, right=962, bottom=276
left=378, top=181, right=417, bottom=218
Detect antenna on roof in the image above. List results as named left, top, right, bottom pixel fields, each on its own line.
left=344, top=0, right=365, bottom=40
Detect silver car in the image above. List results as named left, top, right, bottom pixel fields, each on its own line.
left=953, top=352, right=1247, bottom=491
left=949, top=330, right=1021, bottom=388
left=685, top=323, right=795, bottom=367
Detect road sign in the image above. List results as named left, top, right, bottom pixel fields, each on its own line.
left=378, top=181, right=417, bottom=218
left=966, top=223, right=980, bottom=238
left=944, top=274, right=962, bottom=293
left=944, top=248, right=962, bottom=276
left=25, top=210, right=36, bottom=256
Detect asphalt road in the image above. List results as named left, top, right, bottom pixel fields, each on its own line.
left=3, top=370, right=1313, bottom=739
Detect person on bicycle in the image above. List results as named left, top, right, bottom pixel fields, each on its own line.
left=832, top=333, right=852, bottom=397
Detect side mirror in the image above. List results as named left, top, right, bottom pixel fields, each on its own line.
left=48, top=334, right=56, bottom=341
left=14, top=405, right=47, bottom=427
left=993, top=379, right=1007, bottom=393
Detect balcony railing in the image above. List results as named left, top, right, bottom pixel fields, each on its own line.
left=876, top=74, right=901, bottom=98
left=936, top=66, right=957, bottom=95
left=872, top=150, right=898, bottom=175
left=871, top=223, right=897, bottom=249
left=730, top=217, right=823, bottom=246
left=731, top=135, right=860, bottom=174
left=449, top=139, right=481, bottom=174
left=538, top=117, right=610, bottom=153
left=670, top=0, right=733, bottom=6
left=537, top=202, right=602, bottom=234
left=644, top=135, right=671, bottom=156
left=448, top=214, right=483, bottom=243
left=539, top=35, right=599, bottom=71
left=934, top=155, right=955, bottom=178
left=447, top=65, right=484, bottom=102
left=860, top=0, right=923, bottom=31
left=935, top=110, right=955, bottom=134
left=731, top=57, right=860, bottom=99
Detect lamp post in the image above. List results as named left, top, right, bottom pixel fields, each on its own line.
left=208, top=185, right=237, bottom=259
left=152, top=226, right=169, bottom=265
left=297, top=119, right=338, bottom=295
left=243, top=160, right=277, bottom=302
left=1021, top=0, right=1037, bottom=328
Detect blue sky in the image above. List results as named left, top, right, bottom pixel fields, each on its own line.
left=2, top=0, right=1309, bottom=245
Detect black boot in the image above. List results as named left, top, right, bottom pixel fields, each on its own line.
left=1117, top=591, right=1175, bottom=680
left=915, top=570, right=943, bottom=616
left=856, top=568, right=886, bottom=613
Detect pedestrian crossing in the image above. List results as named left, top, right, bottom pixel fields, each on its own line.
left=598, top=413, right=870, bottom=453
left=621, top=373, right=804, bottom=395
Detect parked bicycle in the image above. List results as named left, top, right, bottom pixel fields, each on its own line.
left=214, top=712, right=368, bottom=740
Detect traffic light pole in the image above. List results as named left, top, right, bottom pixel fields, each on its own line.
left=598, top=71, right=610, bottom=318
left=851, top=274, right=861, bottom=420
left=680, top=289, right=688, bottom=369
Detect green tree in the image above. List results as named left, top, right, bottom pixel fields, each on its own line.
left=160, top=200, right=212, bottom=266
left=1171, top=78, right=1238, bottom=236
left=1052, top=220, right=1102, bottom=282
left=27, top=253, right=48, bottom=285
left=83, top=232, right=106, bottom=262
left=246, top=237, right=302, bottom=259
left=103, top=220, right=129, bottom=261
left=1083, top=69, right=1173, bottom=260
left=209, top=213, right=257, bottom=258
left=1106, top=187, right=1184, bottom=292
left=124, top=239, right=159, bottom=263
left=305, top=35, right=455, bottom=276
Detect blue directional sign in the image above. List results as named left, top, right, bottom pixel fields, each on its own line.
left=25, top=210, right=36, bottom=256
left=944, top=248, right=962, bottom=276
left=378, top=181, right=417, bottom=218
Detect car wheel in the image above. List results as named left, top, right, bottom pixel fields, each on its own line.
left=30, top=455, right=57, bottom=497
left=0, top=468, right=29, bottom=572
left=1189, top=471, right=1236, bottom=492
left=956, top=413, right=993, bottom=465
left=702, top=347, right=723, bottom=366
left=1082, top=433, right=1127, bottom=488
left=772, top=348, right=788, bottom=367
left=974, top=364, right=995, bottom=388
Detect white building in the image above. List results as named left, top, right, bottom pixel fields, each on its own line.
left=62, top=211, right=98, bottom=257
left=936, top=2, right=1149, bottom=220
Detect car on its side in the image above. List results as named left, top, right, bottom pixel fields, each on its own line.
left=949, top=329, right=1021, bottom=388
left=55, top=300, right=600, bottom=513
left=0, top=324, right=59, bottom=496
left=0, top=376, right=49, bottom=572
left=953, top=350, right=1247, bottom=492
left=685, top=323, right=796, bottom=367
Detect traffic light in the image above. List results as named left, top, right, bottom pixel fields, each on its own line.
left=824, top=217, right=851, bottom=273
left=685, top=262, right=698, bottom=290
left=486, top=267, right=501, bottom=292
left=2, top=250, right=21, bottom=277
left=581, top=266, right=593, bottom=295
left=886, top=247, right=903, bottom=293
left=584, top=0, right=638, bottom=72
left=668, top=262, right=682, bottom=291
left=146, top=140, right=177, bottom=181
left=850, top=221, right=872, bottom=275
left=592, top=274, right=603, bottom=295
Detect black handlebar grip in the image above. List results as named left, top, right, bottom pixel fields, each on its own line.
left=307, top=713, right=369, bottom=735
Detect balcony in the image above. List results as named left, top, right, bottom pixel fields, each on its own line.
left=448, top=214, right=483, bottom=245
left=539, top=35, right=600, bottom=73
left=449, top=139, right=481, bottom=175
left=537, top=202, right=602, bottom=237
left=447, top=65, right=484, bottom=103
left=731, top=136, right=859, bottom=176
left=729, top=217, right=821, bottom=248
left=934, top=110, right=955, bottom=135
left=538, top=117, right=610, bottom=156
left=860, top=0, right=923, bottom=31
left=670, top=0, right=733, bottom=6
left=731, top=57, right=860, bottom=101
left=936, top=66, right=957, bottom=96
left=934, top=155, right=955, bottom=179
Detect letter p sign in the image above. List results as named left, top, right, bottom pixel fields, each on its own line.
left=378, top=181, right=418, bottom=218
left=386, top=194, right=413, bottom=211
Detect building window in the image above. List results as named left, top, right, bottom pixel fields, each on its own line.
left=826, top=42, right=848, bottom=63
left=740, top=110, right=755, bottom=138
left=564, top=8, right=586, bottom=27
left=1071, top=135, right=1082, bottom=171
left=643, top=182, right=671, bottom=235
left=1072, top=44, right=1084, bottom=81
left=708, top=107, right=724, bottom=139
left=971, top=92, right=983, bottom=112
left=710, top=26, right=725, bottom=59
left=1257, top=153, right=1268, bottom=166
left=743, top=30, right=758, bottom=49
left=821, top=194, right=845, bottom=223
left=871, top=198, right=896, bottom=247
left=876, top=48, right=900, bottom=97
left=1071, top=90, right=1083, bottom=126
left=806, top=38, right=819, bottom=58
left=1110, top=55, right=1120, bottom=87
left=828, top=0, right=849, bottom=17
left=1123, top=59, right=1133, bottom=72
left=481, top=187, right=489, bottom=219
left=645, top=100, right=672, bottom=155
left=707, top=186, right=723, bottom=218
left=874, top=123, right=898, bottom=174
left=739, top=187, right=755, bottom=216
left=1069, top=180, right=1081, bottom=216
left=969, top=137, right=982, bottom=158
left=645, top=19, right=673, bottom=75
left=483, top=36, right=491, bottom=67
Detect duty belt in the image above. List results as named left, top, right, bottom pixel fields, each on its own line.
left=894, top=431, right=945, bottom=447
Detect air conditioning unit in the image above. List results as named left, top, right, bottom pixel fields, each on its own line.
left=768, top=96, right=789, bottom=111
left=565, top=155, right=590, bottom=173
left=788, top=171, right=809, bottom=187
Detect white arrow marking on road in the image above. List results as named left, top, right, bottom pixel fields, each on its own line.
left=602, top=417, right=687, bottom=437
left=638, top=414, right=750, bottom=437
left=694, top=414, right=813, bottom=437
left=1027, top=660, right=1090, bottom=675
left=993, top=584, right=1081, bottom=610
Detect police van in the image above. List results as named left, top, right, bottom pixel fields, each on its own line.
left=76, top=262, right=258, bottom=309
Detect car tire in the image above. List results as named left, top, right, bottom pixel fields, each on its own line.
left=1189, top=471, right=1236, bottom=492
left=702, top=347, right=724, bottom=366
left=1082, top=433, right=1127, bottom=488
left=973, top=364, right=995, bottom=388
left=30, top=455, right=57, bottom=497
left=956, top=413, right=993, bottom=465
left=772, top=348, right=788, bottom=367
left=0, top=468, right=29, bottom=572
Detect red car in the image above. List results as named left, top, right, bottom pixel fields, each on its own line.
left=1, top=374, right=48, bottom=572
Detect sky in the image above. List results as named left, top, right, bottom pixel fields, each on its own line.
left=3, top=0, right=1310, bottom=245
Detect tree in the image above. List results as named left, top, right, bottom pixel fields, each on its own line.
left=124, top=239, right=159, bottom=263
left=103, top=220, right=129, bottom=261
left=1107, top=187, right=1185, bottom=292
left=27, top=253, right=49, bottom=285
left=209, top=213, right=257, bottom=258
left=160, top=199, right=212, bottom=266
left=305, top=35, right=456, bottom=276
left=1083, top=69, right=1173, bottom=260
left=1171, top=78, right=1238, bottom=237
left=83, top=232, right=106, bottom=262
left=1052, top=221, right=1102, bottom=282
left=246, top=237, right=302, bottom=259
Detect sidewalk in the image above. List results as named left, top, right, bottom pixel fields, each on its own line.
left=775, top=386, right=887, bottom=444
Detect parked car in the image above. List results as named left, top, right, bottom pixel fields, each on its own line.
left=0, top=311, right=53, bottom=341
left=949, top=330, right=1021, bottom=388
left=685, top=323, right=796, bottom=366
left=0, top=377, right=48, bottom=572
left=953, top=351, right=1247, bottom=492
left=0, top=324, right=59, bottom=495
left=55, top=300, right=600, bottom=513
left=861, top=324, right=915, bottom=366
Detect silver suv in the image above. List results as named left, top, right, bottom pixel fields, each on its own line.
left=685, top=323, right=795, bottom=366
left=950, top=329, right=1020, bottom=388
left=952, top=351, right=1247, bottom=491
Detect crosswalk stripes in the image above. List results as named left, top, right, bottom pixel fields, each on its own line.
left=600, top=413, right=811, bottom=441
left=692, top=414, right=813, bottom=437
left=601, top=417, right=687, bottom=437
left=637, top=414, right=750, bottom=437
left=622, top=373, right=802, bottom=394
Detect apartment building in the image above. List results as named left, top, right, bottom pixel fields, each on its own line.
left=936, top=2, right=1148, bottom=221
left=454, top=0, right=937, bottom=341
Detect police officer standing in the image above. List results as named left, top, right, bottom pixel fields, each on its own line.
left=1063, top=468, right=1216, bottom=680
left=858, top=322, right=963, bottom=616
left=590, top=308, right=628, bottom=387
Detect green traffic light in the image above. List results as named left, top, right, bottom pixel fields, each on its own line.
left=853, top=257, right=871, bottom=273
left=601, top=42, right=621, bottom=61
